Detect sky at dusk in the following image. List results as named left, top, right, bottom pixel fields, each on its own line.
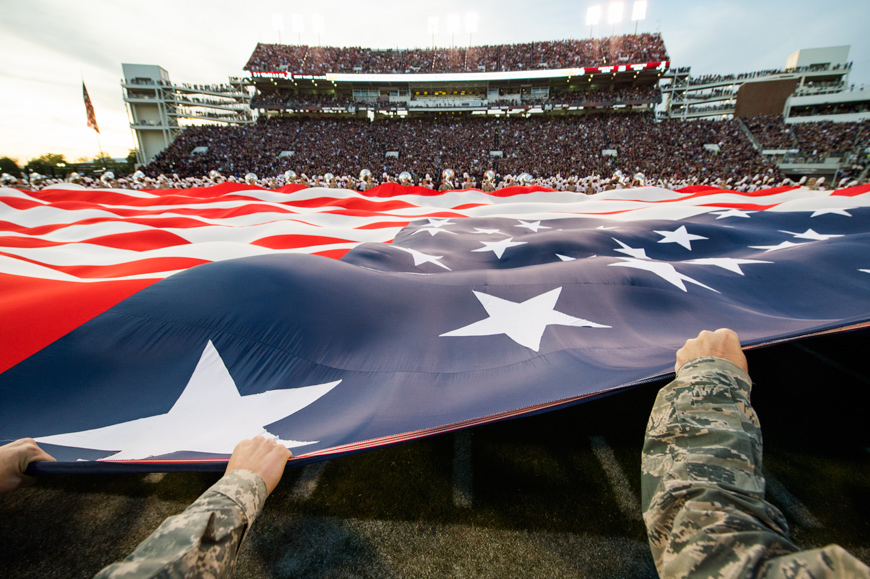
left=0, top=0, right=867, bottom=164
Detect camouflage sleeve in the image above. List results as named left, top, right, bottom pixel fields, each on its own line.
left=641, top=357, right=870, bottom=579
left=93, top=468, right=267, bottom=579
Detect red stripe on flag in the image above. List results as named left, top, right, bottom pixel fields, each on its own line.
left=0, top=196, right=45, bottom=210
left=0, top=236, right=59, bottom=248
left=83, top=230, right=191, bottom=251
left=0, top=273, right=155, bottom=373
left=285, top=196, right=418, bottom=212
left=0, top=252, right=208, bottom=279
left=251, top=234, right=351, bottom=250
left=354, top=221, right=411, bottom=230
left=832, top=184, right=870, bottom=197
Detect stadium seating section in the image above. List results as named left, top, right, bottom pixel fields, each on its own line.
left=244, top=34, right=669, bottom=74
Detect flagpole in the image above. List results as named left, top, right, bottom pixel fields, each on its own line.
left=96, top=131, right=104, bottom=161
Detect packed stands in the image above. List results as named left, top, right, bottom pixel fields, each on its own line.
left=244, top=34, right=668, bottom=74
left=744, top=114, right=869, bottom=156
left=142, top=114, right=784, bottom=186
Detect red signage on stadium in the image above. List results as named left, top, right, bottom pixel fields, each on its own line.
left=582, top=61, right=669, bottom=74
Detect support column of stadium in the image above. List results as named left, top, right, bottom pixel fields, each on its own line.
left=453, top=431, right=473, bottom=508
left=588, top=435, right=641, bottom=521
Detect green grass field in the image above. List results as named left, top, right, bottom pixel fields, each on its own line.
left=2, top=331, right=868, bottom=578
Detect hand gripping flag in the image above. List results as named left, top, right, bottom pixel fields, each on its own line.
left=1, top=182, right=869, bottom=472
left=83, top=82, right=99, bottom=134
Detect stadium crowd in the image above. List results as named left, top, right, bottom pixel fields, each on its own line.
left=244, top=34, right=668, bottom=74
left=137, top=114, right=797, bottom=189
left=744, top=114, right=868, bottom=157
left=683, top=62, right=854, bottom=87
left=7, top=116, right=864, bottom=194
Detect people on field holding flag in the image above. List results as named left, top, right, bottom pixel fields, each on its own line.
left=6, top=329, right=870, bottom=577
left=642, top=329, right=870, bottom=578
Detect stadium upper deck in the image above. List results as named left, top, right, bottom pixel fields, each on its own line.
left=243, top=34, right=668, bottom=75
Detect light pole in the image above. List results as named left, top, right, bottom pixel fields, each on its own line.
left=465, top=12, right=479, bottom=47
left=291, top=14, right=304, bottom=45
left=631, top=1, right=647, bottom=35
left=608, top=2, right=623, bottom=37
left=272, top=13, right=284, bottom=44
left=447, top=14, right=460, bottom=50
left=312, top=14, right=324, bottom=47
left=427, top=16, right=439, bottom=50
left=586, top=5, right=601, bottom=38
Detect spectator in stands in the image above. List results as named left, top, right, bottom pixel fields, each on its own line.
left=243, top=34, right=668, bottom=75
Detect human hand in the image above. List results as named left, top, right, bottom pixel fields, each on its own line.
left=0, top=438, right=56, bottom=494
left=225, top=436, right=292, bottom=496
left=675, top=328, right=748, bottom=375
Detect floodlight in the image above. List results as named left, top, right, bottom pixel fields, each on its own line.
left=465, top=12, right=479, bottom=33
left=311, top=14, right=325, bottom=33
left=608, top=2, right=624, bottom=24
left=291, top=14, right=305, bottom=33
left=446, top=14, right=461, bottom=34
left=272, top=13, right=284, bottom=31
left=427, top=16, right=439, bottom=34
left=586, top=5, right=601, bottom=26
left=631, top=0, right=647, bottom=21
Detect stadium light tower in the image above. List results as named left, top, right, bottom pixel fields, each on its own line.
left=631, top=1, right=647, bottom=35
left=272, top=13, right=284, bottom=44
left=466, top=12, right=479, bottom=47
left=427, top=16, right=439, bottom=49
left=447, top=14, right=460, bottom=49
left=586, top=5, right=601, bottom=38
left=608, top=2, right=624, bottom=37
left=312, top=14, right=325, bottom=46
left=291, top=14, right=305, bottom=45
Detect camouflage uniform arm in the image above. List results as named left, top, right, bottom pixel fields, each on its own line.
left=94, top=468, right=267, bottom=579
left=641, top=356, right=870, bottom=578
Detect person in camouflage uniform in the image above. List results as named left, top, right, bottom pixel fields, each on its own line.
left=642, top=328, right=870, bottom=578
left=94, top=436, right=290, bottom=578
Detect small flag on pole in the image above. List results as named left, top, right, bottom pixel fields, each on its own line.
left=83, top=82, right=100, bottom=134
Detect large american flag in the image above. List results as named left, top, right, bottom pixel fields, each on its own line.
left=1, top=181, right=868, bottom=473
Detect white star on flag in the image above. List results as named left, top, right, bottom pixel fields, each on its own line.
left=609, top=258, right=718, bottom=292
left=426, top=218, right=454, bottom=227
left=596, top=225, right=619, bottom=231
left=684, top=257, right=772, bottom=275
left=556, top=254, right=576, bottom=261
left=35, top=341, right=339, bottom=461
left=396, top=247, right=451, bottom=270
left=472, top=237, right=527, bottom=259
left=749, top=240, right=805, bottom=253
left=440, top=288, right=610, bottom=352
left=712, top=209, right=754, bottom=219
left=811, top=207, right=854, bottom=217
left=613, top=238, right=650, bottom=259
left=413, top=225, right=457, bottom=237
left=779, top=228, right=844, bottom=241
left=474, top=227, right=504, bottom=235
left=655, top=225, right=708, bottom=250
left=516, top=220, right=551, bottom=233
